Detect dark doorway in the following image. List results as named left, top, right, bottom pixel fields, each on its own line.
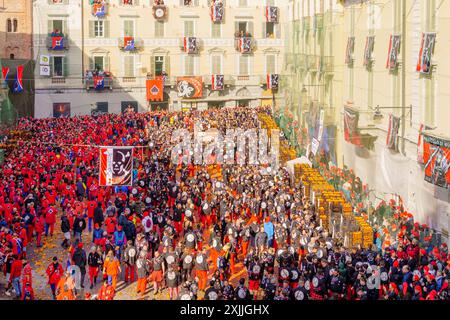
left=121, top=101, right=138, bottom=113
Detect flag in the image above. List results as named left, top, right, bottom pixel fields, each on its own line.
left=386, top=35, right=401, bottom=70
left=93, top=76, right=104, bottom=90
left=267, top=74, right=279, bottom=90
left=343, top=106, right=362, bottom=146
left=146, top=78, right=164, bottom=101
left=423, top=134, right=450, bottom=188
left=99, top=147, right=134, bottom=186
left=211, top=74, right=224, bottom=91
left=363, top=36, right=374, bottom=67
left=211, top=3, right=224, bottom=22
left=124, top=36, right=135, bottom=51
left=93, top=3, right=106, bottom=18
left=183, top=37, right=197, bottom=54
left=51, top=36, right=64, bottom=50
left=239, top=37, right=251, bottom=53
left=386, top=114, right=400, bottom=151
left=416, top=33, right=436, bottom=74
left=345, top=37, right=355, bottom=65
left=265, top=6, right=278, bottom=23
left=2, top=66, right=9, bottom=83
left=13, top=65, right=24, bottom=93
left=417, top=124, right=424, bottom=163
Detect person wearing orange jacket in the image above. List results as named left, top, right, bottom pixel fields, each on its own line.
left=98, top=279, right=115, bottom=300
left=103, top=250, right=121, bottom=289
left=56, top=272, right=76, bottom=300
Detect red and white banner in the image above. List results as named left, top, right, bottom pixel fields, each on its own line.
left=265, top=6, right=279, bottom=23
left=211, top=74, right=224, bottom=91
left=267, top=74, right=279, bottom=90
left=99, top=147, right=134, bottom=186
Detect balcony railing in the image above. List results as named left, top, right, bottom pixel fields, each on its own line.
left=47, top=35, right=69, bottom=50
left=321, top=56, right=334, bottom=73
left=85, top=74, right=113, bottom=91
left=51, top=77, right=66, bottom=84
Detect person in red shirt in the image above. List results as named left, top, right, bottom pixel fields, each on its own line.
left=46, top=256, right=64, bottom=299
left=18, top=226, right=28, bottom=259
left=21, top=259, right=33, bottom=288
left=34, top=214, right=45, bottom=247
left=9, top=255, right=22, bottom=299
left=98, top=279, right=115, bottom=300
left=86, top=200, right=97, bottom=232
left=45, top=206, right=57, bottom=237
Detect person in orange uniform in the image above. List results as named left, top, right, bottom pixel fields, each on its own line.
left=98, top=279, right=115, bottom=300
left=56, top=271, right=75, bottom=300
left=103, top=250, right=121, bottom=289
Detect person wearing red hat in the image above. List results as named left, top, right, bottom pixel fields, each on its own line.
left=46, top=256, right=64, bottom=299
left=412, top=285, right=424, bottom=300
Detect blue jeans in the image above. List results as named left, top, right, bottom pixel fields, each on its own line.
left=88, top=218, right=93, bottom=232
left=12, top=277, right=21, bottom=298
left=45, top=223, right=49, bottom=236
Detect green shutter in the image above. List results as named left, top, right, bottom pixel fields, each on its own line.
left=63, top=57, right=68, bottom=77
left=50, top=56, right=54, bottom=77
left=89, top=21, right=94, bottom=38
left=104, top=21, right=110, bottom=38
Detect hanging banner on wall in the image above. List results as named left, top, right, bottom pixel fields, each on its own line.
left=344, top=106, right=362, bottom=146
left=345, top=36, right=355, bottom=65
left=265, top=6, right=279, bottom=23
left=423, top=134, right=450, bottom=188
left=267, top=74, right=279, bottom=90
left=211, top=3, right=224, bottom=22
left=386, top=34, right=401, bottom=70
left=177, top=76, right=203, bottom=99
left=99, top=146, right=134, bottom=186
left=363, top=36, right=375, bottom=67
left=416, top=32, right=436, bottom=75
left=211, top=74, right=224, bottom=91
left=386, top=114, right=401, bottom=152
left=146, top=78, right=164, bottom=101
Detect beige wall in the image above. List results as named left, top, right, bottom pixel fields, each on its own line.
left=0, top=0, right=33, bottom=59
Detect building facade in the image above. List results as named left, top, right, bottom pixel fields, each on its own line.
left=33, top=0, right=286, bottom=117
left=0, top=0, right=33, bottom=60
left=282, top=0, right=450, bottom=241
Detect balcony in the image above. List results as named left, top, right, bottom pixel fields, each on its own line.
left=91, top=3, right=108, bottom=18
left=51, top=77, right=66, bottom=84
left=46, top=35, right=69, bottom=51
left=152, top=3, right=167, bottom=20
left=118, top=37, right=143, bottom=52
left=179, top=37, right=201, bottom=54
left=235, top=37, right=255, bottom=54
left=306, top=55, right=320, bottom=71
left=85, top=72, right=113, bottom=91
left=204, top=74, right=234, bottom=87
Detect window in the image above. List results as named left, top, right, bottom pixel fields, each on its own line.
left=52, top=56, right=64, bottom=77
left=154, top=56, right=164, bottom=76
left=211, top=55, right=222, bottom=74
left=94, top=21, right=104, bottom=37
left=94, top=56, right=105, bottom=71
left=122, top=0, right=137, bottom=5
left=155, top=21, right=164, bottom=38
left=6, top=19, right=11, bottom=32
left=211, top=23, right=221, bottom=38
left=265, top=22, right=275, bottom=38
left=13, top=19, right=18, bottom=32
left=266, top=0, right=275, bottom=5
left=184, top=20, right=194, bottom=37
left=239, top=55, right=250, bottom=75
left=235, top=21, right=253, bottom=37
left=238, top=0, right=248, bottom=7
left=185, top=55, right=195, bottom=75
left=124, top=55, right=135, bottom=77
left=123, top=20, right=134, bottom=37
left=266, top=54, right=276, bottom=74
left=49, top=19, right=66, bottom=35
left=121, top=101, right=138, bottom=113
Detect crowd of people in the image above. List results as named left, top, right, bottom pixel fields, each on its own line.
left=0, top=107, right=449, bottom=300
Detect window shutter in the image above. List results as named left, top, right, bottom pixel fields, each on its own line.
left=149, top=55, right=155, bottom=76
left=50, top=57, right=54, bottom=77
left=63, top=57, right=69, bottom=77
left=48, top=20, right=53, bottom=35
left=62, top=20, right=68, bottom=36
left=89, top=56, right=94, bottom=70
left=135, top=55, right=140, bottom=78
left=104, top=21, right=110, bottom=38
left=89, top=21, right=94, bottom=38
left=165, top=55, right=170, bottom=75
left=248, top=21, right=254, bottom=37
left=105, top=56, right=110, bottom=72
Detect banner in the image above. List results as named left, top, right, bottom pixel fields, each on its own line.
left=177, top=76, right=203, bottom=99
left=416, top=33, right=436, bottom=74
left=183, top=37, right=198, bottom=54
left=386, top=114, right=400, bottom=151
left=40, top=65, right=51, bottom=76
left=99, top=147, right=134, bottom=186
left=2, top=66, right=9, bottom=83
left=124, top=36, right=135, bottom=51
left=345, top=36, right=355, bottom=65
left=344, top=106, right=361, bottom=146
left=51, top=36, right=64, bottom=50
left=267, top=74, right=279, bottom=90
left=423, top=134, right=450, bottom=188
left=363, top=36, right=375, bottom=67
left=13, top=65, right=24, bottom=93
left=211, top=74, right=224, bottom=91
left=386, top=35, right=401, bottom=70
left=93, top=3, right=106, bottom=17
left=40, top=55, right=50, bottom=66
left=265, top=6, right=279, bottom=23
left=146, top=78, right=164, bottom=101
left=93, top=76, right=104, bottom=90
left=211, top=3, right=224, bottom=22
left=239, top=37, right=252, bottom=53
left=417, top=124, right=424, bottom=164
